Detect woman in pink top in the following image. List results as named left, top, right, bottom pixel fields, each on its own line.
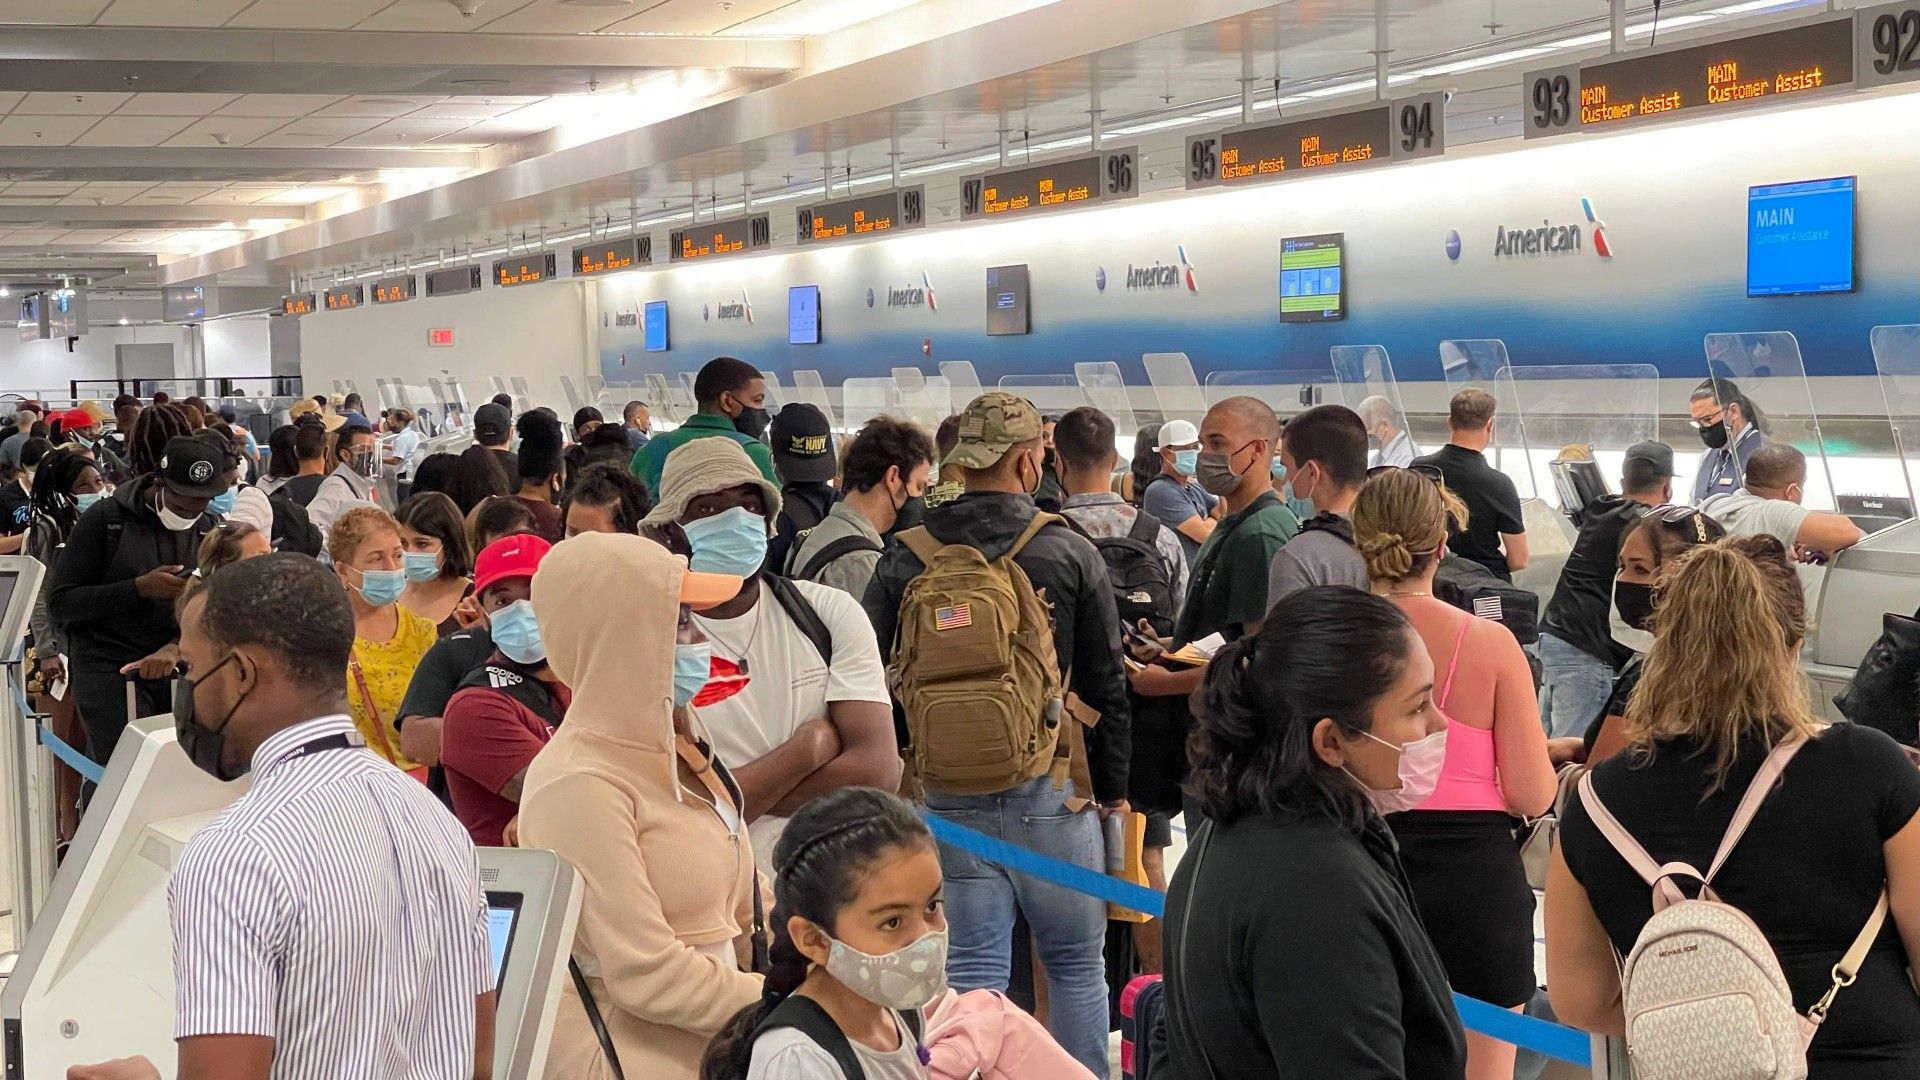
left=1353, top=467, right=1557, bottom=1080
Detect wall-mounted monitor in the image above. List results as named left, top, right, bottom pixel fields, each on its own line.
left=1747, top=176, right=1855, bottom=297
left=644, top=301, right=669, bottom=353
left=1279, top=233, right=1346, bottom=322
left=985, top=264, right=1031, bottom=336
left=788, top=285, right=821, bottom=345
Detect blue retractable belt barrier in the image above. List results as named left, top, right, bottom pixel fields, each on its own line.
left=10, top=672, right=106, bottom=785
left=921, top=810, right=1593, bottom=1068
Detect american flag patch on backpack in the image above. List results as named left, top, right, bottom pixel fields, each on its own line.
left=935, top=604, right=973, bottom=631
left=1472, top=594, right=1504, bottom=621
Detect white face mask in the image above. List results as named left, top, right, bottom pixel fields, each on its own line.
left=1347, top=728, right=1448, bottom=815
left=156, top=499, right=200, bottom=532
left=824, top=928, right=949, bottom=1010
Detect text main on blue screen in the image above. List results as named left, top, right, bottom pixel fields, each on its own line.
left=644, top=300, right=670, bottom=352
left=1746, top=176, right=1855, bottom=297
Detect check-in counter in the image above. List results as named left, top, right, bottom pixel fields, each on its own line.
left=1801, top=518, right=1920, bottom=718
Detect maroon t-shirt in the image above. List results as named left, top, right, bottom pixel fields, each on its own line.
left=442, top=675, right=570, bottom=846
left=510, top=496, right=565, bottom=543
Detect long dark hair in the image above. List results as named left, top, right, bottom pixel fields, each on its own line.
left=265, top=425, right=300, bottom=481
left=559, top=463, right=652, bottom=534
left=1189, top=586, right=1416, bottom=830
left=1127, top=423, right=1161, bottom=506
left=442, top=445, right=512, bottom=515
left=128, top=402, right=197, bottom=476
left=29, top=449, right=99, bottom=540
left=395, top=491, right=475, bottom=579
left=700, top=788, right=933, bottom=1080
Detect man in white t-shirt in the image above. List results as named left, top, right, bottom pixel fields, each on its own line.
left=1701, top=443, right=1861, bottom=559
left=642, top=437, right=900, bottom=872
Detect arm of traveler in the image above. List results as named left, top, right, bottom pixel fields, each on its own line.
left=1067, top=544, right=1133, bottom=805
left=1544, top=845, right=1625, bottom=1035
left=520, top=774, right=763, bottom=1033
left=770, top=701, right=898, bottom=817
left=1489, top=623, right=1557, bottom=818
left=1128, top=662, right=1204, bottom=700
left=729, top=718, right=839, bottom=822
left=472, top=991, right=496, bottom=1080
left=1496, top=473, right=1528, bottom=571
left=1145, top=481, right=1214, bottom=546
left=175, top=1038, right=274, bottom=1080
left=441, top=689, right=547, bottom=803
left=1796, top=511, right=1864, bottom=557
left=1500, top=531, right=1530, bottom=572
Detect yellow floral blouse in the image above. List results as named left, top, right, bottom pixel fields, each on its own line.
left=346, top=605, right=438, bottom=770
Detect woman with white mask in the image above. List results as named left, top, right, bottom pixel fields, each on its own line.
left=1353, top=466, right=1557, bottom=1080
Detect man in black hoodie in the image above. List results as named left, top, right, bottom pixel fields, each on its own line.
left=862, top=391, right=1130, bottom=1077
left=50, top=435, right=229, bottom=764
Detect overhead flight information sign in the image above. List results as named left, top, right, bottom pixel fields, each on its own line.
left=373, top=274, right=416, bottom=304
left=572, top=236, right=651, bottom=276
left=426, top=266, right=483, bottom=298
left=1184, top=94, right=1444, bottom=189
left=669, top=213, right=771, bottom=263
left=959, top=146, right=1138, bottom=221
left=797, top=186, right=925, bottom=244
left=280, top=292, right=316, bottom=316
left=1525, top=15, right=1854, bottom=138
left=324, top=285, right=363, bottom=311
left=494, top=253, right=556, bottom=288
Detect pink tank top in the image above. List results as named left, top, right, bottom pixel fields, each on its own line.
left=1418, top=614, right=1507, bottom=813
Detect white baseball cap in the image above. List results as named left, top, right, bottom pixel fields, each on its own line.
left=1155, top=419, right=1200, bottom=450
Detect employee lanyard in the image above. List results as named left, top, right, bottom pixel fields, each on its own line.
left=263, top=732, right=359, bottom=775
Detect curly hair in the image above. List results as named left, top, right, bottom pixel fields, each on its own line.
left=128, top=402, right=198, bottom=476
left=326, top=505, right=402, bottom=566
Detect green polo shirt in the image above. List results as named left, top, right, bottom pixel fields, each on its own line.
left=1174, top=491, right=1300, bottom=645
left=630, top=411, right=779, bottom=496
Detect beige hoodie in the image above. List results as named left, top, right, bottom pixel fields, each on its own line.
left=519, top=532, right=762, bottom=1079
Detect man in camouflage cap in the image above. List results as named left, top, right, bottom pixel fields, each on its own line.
left=860, top=390, right=1133, bottom=1076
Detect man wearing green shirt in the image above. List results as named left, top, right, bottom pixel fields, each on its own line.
left=1129, top=395, right=1298, bottom=702
left=630, top=356, right=780, bottom=496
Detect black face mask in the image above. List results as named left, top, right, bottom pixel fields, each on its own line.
left=1697, top=420, right=1729, bottom=450
left=889, top=493, right=927, bottom=536
left=1613, top=581, right=1657, bottom=631
left=174, top=653, right=251, bottom=782
left=732, top=405, right=771, bottom=441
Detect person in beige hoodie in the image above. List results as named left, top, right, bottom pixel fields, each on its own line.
left=519, top=531, right=763, bottom=1079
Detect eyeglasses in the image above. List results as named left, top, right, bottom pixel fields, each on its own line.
left=1367, top=463, right=1446, bottom=485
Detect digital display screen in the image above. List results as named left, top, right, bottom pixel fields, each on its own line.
left=788, top=285, right=820, bottom=345
left=1747, top=176, right=1856, bottom=297
left=985, top=264, right=1031, bottom=337
left=797, top=187, right=924, bottom=244
left=1279, top=234, right=1345, bottom=322
left=17, top=294, right=44, bottom=342
left=1577, top=16, right=1852, bottom=130
left=373, top=275, right=416, bottom=304
left=324, top=285, right=363, bottom=311
left=280, top=292, right=317, bottom=317
left=960, top=147, right=1137, bottom=221
left=494, top=253, right=556, bottom=288
left=644, top=301, right=669, bottom=353
left=162, top=286, right=206, bottom=322
left=572, top=237, right=650, bottom=276
left=426, top=266, right=483, bottom=298
left=669, top=214, right=770, bottom=263
left=1219, top=106, right=1388, bottom=186
left=485, top=892, right=522, bottom=990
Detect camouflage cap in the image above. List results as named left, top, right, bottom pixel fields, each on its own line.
left=944, top=391, right=1044, bottom=469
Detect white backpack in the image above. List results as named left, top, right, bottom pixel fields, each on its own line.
left=1578, top=738, right=1889, bottom=1080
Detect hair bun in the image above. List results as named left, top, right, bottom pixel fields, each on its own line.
left=1357, top=530, right=1415, bottom=581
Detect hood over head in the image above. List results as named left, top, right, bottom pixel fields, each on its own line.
left=534, top=531, right=681, bottom=750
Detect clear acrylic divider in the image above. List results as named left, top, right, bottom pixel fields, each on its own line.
left=1701, top=332, right=1836, bottom=511
left=1438, top=339, right=1534, bottom=500
left=587, top=375, right=606, bottom=399
left=671, top=373, right=700, bottom=424
left=560, top=377, right=589, bottom=414
left=489, top=377, right=510, bottom=405
left=1203, top=368, right=1338, bottom=425
left=1331, top=345, right=1422, bottom=462
left=842, top=378, right=897, bottom=432
left=791, top=371, right=837, bottom=430
left=1497, top=365, right=1661, bottom=515
left=642, top=374, right=677, bottom=424
left=889, top=368, right=953, bottom=431
left=1076, top=361, right=1138, bottom=437
left=509, top=377, right=533, bottom=415
left=938, top=361, right=983, bottom=415
left=1871, top=325, right=1920, bottom=511
left=1144, top=353, right=1206, bottom=426
left=996, top=374, right=1089, bottom=419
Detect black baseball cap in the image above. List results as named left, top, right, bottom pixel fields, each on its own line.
left=770, top=403, right=837, bottom=484
left=1625, top=441, right=1676, bottom=477
left=160, top=435, right=231, bottom=499
left=473, top=402, right=512, bottom=437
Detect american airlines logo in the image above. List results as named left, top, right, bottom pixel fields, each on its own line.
left=715, top=289, right=754, bottom=322
left=1122, top=246, right=1199, bottom=292
left=872, top=272, right=938, bottom=310
left=1492, top=198, right=1612, bottom=259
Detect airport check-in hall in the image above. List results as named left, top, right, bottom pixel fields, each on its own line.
left=2, top=0, right=1920, bottom=1078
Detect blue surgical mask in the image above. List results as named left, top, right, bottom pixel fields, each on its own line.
left=673, top=642, right=713, bottom=708
left=490, top=599, right=546, bottom=665
left=1171, top=449, right=1198, bottom=476
left=1271, top=459, right=1288, bottom=480
left=402, top=550, right=441, bottom=583
left=208, top=486, right=238, bottom=516
left=74, top=490, right=107, bottom=513
left=351, top=567, right=406, bottom=607
left=681, top=506, right=769, bottom=578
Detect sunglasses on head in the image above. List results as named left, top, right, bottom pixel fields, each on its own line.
left=1367, top=463, right=1446, bottom=485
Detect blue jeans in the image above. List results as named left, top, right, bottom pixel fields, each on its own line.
left=1536, top=632, right=1615, bottom=739
left=922, top=777, right=1110, bottom=1077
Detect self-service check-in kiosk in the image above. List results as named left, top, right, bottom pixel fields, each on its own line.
left=1, top=714, right=580, bottom=1079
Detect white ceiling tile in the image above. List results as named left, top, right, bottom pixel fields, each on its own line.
left=600, top=0, right=786, bottom=35
left=0, top=115, right=100, bottom=146
left=478, top=0, right=639, bottom=34
left=401, top=99, right=531, bottom=120
left=312, top=96, right=447, bottom=118
left=351, top=0, right=536, bottom=31
left=264, top=116, right=384, bottom=136
left=15, top=92, right=132, bottom=116
left=72, top=115, right=197, bottom=146
left=3, top=231, right=72, bottom=244
left=335, top=118, right=472, bottom=146
left=3, top=182, right=83, bottom=195
left=163, top=117, right=296, bottom=147
left=224, top=0, right=391, bottom=28
left=212, top=94, right=342, bottom=118
left=60, top=189, right=138, bottom=205
left=0, top=93, right=24, bottom=114
left=54, top=229, right=130, bottom=243
left=112, top=93, right=243, bottom=116
left=0, top=1, right=112, bottom=24
left=94, top=0, right=251, bottom=26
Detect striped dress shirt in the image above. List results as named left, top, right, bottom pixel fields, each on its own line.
left=169, top=713, right=491, bottom=1079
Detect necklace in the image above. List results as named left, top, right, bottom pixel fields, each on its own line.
left=1386, top=590, right=1430, bottom=598
left=696, top=591, right=763, bottom=675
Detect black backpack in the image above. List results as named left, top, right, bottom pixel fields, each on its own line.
left=786, top=529, right=884, bottom=584
left=278, top=473, right=325, bottom=508
left=1434, top=554, right=1539, bottom=646
left=1071, top=510, right=1177, bottom=637
left=753, top=994, right=923, bottom=1080
left=1834, top=612, right=1920, bottom=747
left=260, top=486, right=323, bottom=556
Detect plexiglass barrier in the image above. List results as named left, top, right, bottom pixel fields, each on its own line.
left=1144, top=353, right=1207, bottom=426
left=1202, top=368, right=1338, bottom=424
left=1496, top=365, right=1660, bottom=514
left=1331, top=345, right=1421, bottom=466
left=1438, top=339, right=1534, bottom=500
left=1076, top=361, right=1138, bottom=437
left=1871, top=325, right=1920, bottom=514
left=1700, top=332, right=1836, bottom=511
left=791, top=371, right=838, bottom=430
left=996, top=375, right=1087, bottom=420
left=939, top=361, right=983, bottom=416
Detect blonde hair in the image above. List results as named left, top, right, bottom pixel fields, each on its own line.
left=327, top=505, right=401, bottom=565
left=1351, top=468, right=1469, bottom=583
left=1625, top=537, right=1817, bottom=791
left=198, top=521, right=262, bottom=576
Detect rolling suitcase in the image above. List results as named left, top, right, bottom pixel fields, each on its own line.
left=1119, top=973, right=1165, bottom=1080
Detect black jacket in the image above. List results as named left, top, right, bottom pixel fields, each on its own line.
left=48, top=473, right=215, bottom=674
left=769, top=481, right=836, bottom=578
left=1165, top=813, right=1467, bottom=1079
left=862, top=491, right=1132, bottom=802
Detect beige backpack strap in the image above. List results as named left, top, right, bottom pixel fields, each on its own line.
left=1702, top=737, right=1806, bottom=885
left=1054, top=687, right=1099, bottom=811
left=1005, top=512, right=1061, bottom=560
left=1807, top=890, right=1891, bottom=1036
left=898, top=525, right=942, bottom=564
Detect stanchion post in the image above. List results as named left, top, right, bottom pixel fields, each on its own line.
left=2, top=664, right=35, bottom=937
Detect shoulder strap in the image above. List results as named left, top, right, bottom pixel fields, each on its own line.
left=796, top=534, right=884, bottom=584
left=758, top=995, right=865, bottom=1080
left=1125, top=508, right=1163, bottom=546
left=1437, top=614, right=1474, bottom=710
left=1005, top=511, right=1062, bottom=560
left=897, top=525, right=942, bottom=565
left=570, top=958, right=626, bottom=1080
left=1576, top=771, right=1692, bottom=911
left=1702, top=737, right=1805, bottom=884
left=767, top=575, right=834, bottom=667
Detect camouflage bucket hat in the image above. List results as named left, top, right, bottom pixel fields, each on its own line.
left=944, top=391, right=1044, bottom=470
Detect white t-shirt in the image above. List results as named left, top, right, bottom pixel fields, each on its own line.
left=1701, top=490, right=1809, bottom=550
left=746, top=1009, right=925, bottom=1080
left=691, top=578, right=889, bottom=872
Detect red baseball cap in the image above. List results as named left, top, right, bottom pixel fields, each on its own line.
left=62, top=408, right=93, bottom=431
left=474, top=534, right=552, bottom=595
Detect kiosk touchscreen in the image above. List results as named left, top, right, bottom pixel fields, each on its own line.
left=1, top=716, right=581, bottom=1080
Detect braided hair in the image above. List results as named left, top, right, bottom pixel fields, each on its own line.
left=128, top=402, right=197, bottom=476
left=699, top=788, right=933, bottom=1080
left=28, top=449, right=100, bottom=541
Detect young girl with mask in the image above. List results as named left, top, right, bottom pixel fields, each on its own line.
left=1352, top=467, right=1556, bottom=1080
left=24, top=448, right=107, bottom=844
left=1167, top=585, right=1465, bottom=1079
left=331, top=505, right=437, bottom=778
